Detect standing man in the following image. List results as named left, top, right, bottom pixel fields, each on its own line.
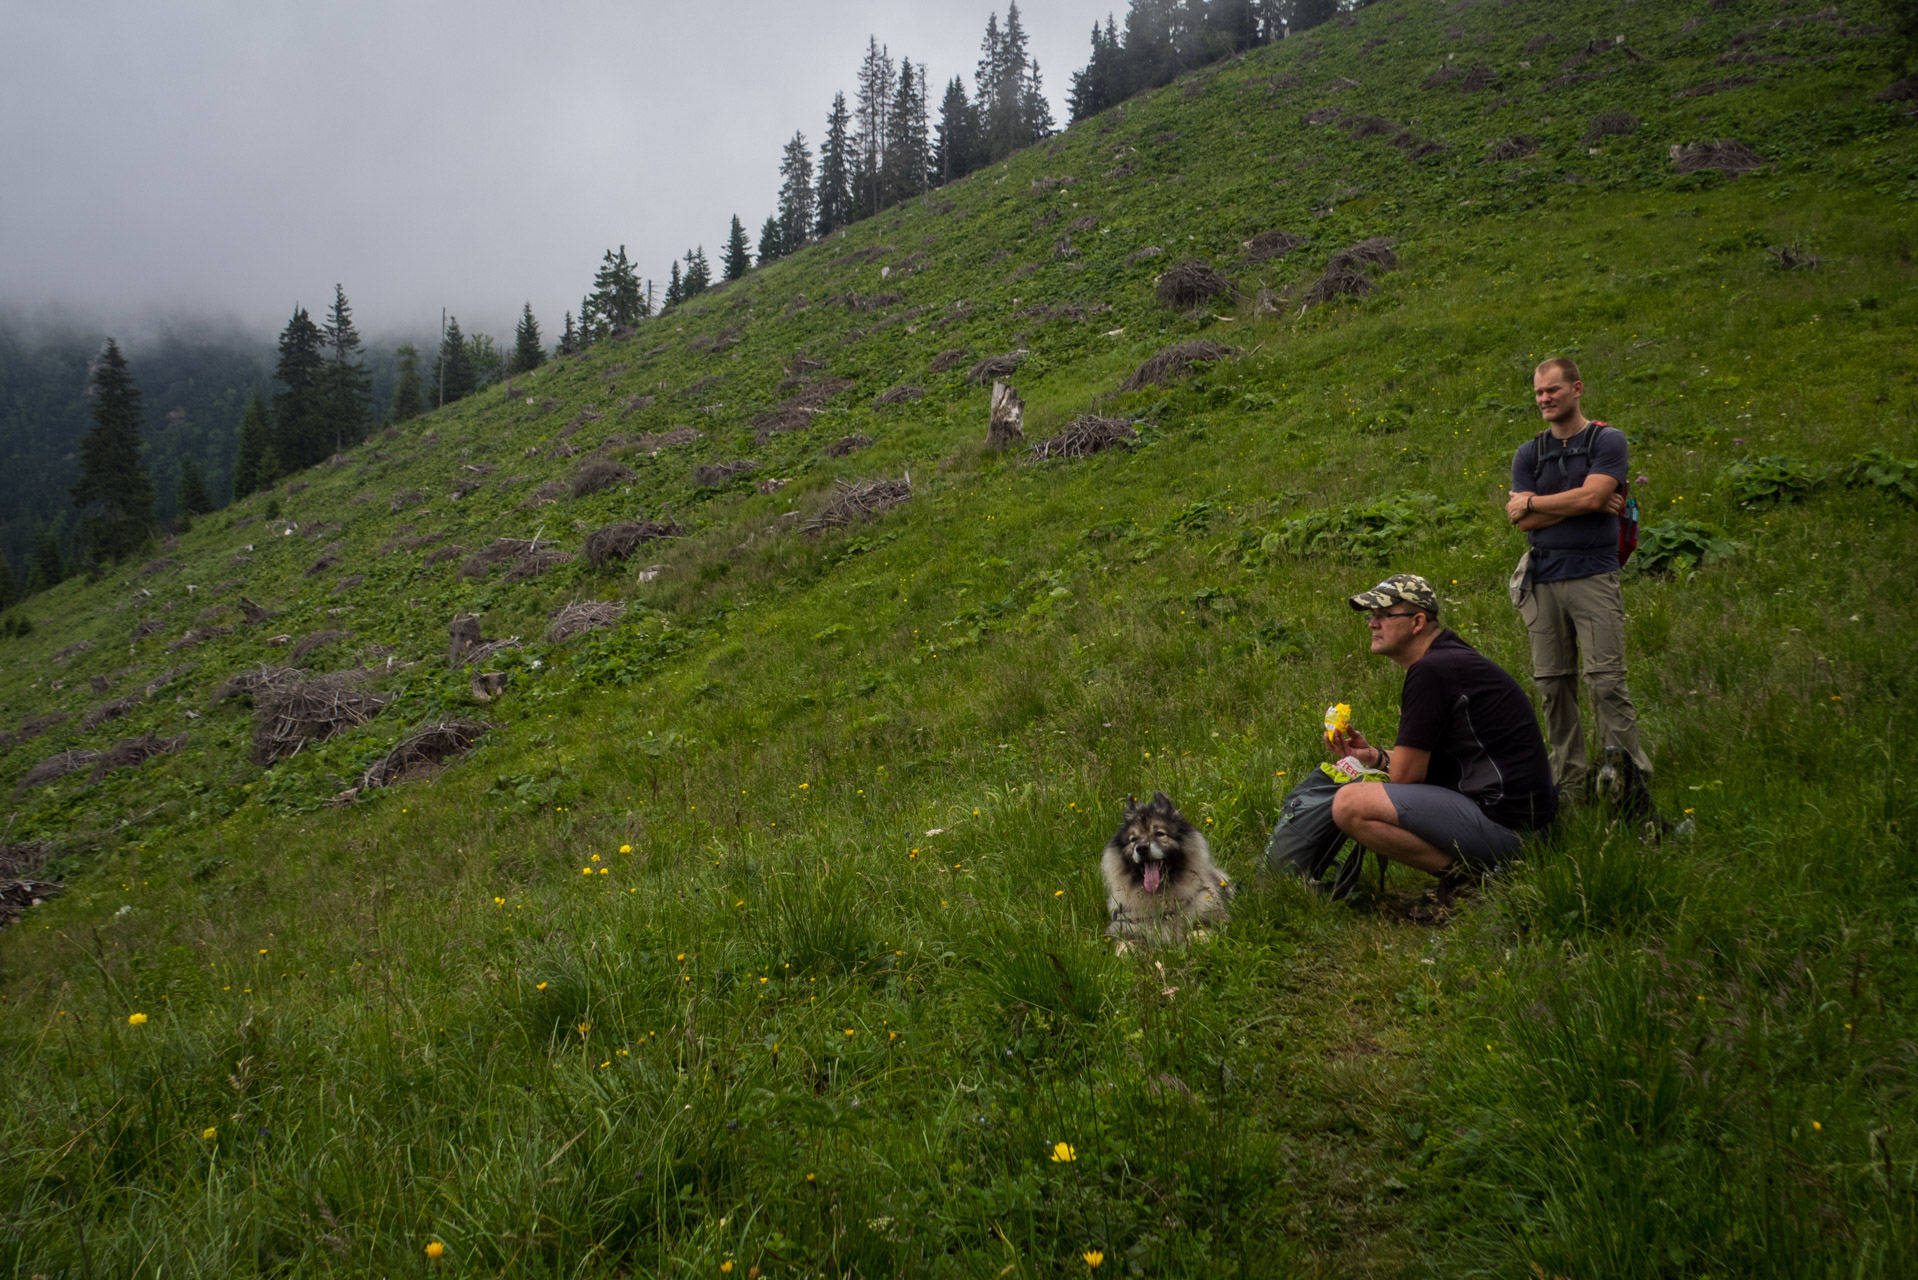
left=1505, top=357, right=1655, bottom=813
left=1327, top=574, right=1558, bottom=912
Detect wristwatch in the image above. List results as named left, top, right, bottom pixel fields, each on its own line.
left=1525, top=495, right=1535, bottom=514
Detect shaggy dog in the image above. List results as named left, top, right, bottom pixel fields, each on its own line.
left=1102, top=791, right=1235, bottom=947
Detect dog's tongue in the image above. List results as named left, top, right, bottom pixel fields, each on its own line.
left=1143, top=863, right=1163, bottom=894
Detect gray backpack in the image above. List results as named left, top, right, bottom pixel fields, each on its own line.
left=1265, top=767, right=1371, bottom=900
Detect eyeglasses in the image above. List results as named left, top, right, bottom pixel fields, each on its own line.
left=1367, top=610, right=1421, bottom=623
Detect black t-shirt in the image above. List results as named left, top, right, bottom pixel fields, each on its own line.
left=1510, top=422, right=1628, bottom=584
left=1396, top=630, right=1557, bottom=830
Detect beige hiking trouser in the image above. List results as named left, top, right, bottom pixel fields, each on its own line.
left=1515, top=569, right=1652, bottom=792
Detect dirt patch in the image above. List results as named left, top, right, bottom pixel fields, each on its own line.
left=1029, top=416, right=1141, bottom=461
left=1459, top=64, right=1498, bottom=93
left=875, top=385, right=926, bottom=407
left=390, top=490, right=425, bottom=514
left=52, top=640, right=96, bottom=664
left=1122, top=340, right=1240, bottom=392
left=930, top=349, right=972, bottom=374
left=1424, top=66, right=1462, bottom=89
left=523, top=480, right=569, bottom=507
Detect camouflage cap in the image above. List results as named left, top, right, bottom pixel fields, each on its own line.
left=1347, top=573, right=1440, bottom=614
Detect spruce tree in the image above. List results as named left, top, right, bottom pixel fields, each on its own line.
left=28, top=527, right=65, bottom=594
left=0, top=554, right=16, bottom=611
left=684, top=246, right=712, bottom=296
left=433, top=315, right=476, bottom=405
left=557, top=311, right=579, bottom=357
left=512, top=303, right=546, bottom=373
left=758, top=214, right=785, bottom=265
left=271, top=305, right=327, bottom=470
left=390, top=344, right=424, bottom=422
left=853, top=40, right=897, bottom=219
left=320, top=284, right=372, bottom=453
left=233, top=396, right=276, bottom=496
left=664, top=261, right=684, bottom=309
left=881, top=59, right=928, bottom=206
left=815, top=93, right=855, bottom=235
left=776, top=133, right=817, bottom=253
left=578, top=293, right=602, bottom=348
left=722, top=215, right=753, bottom=281
left=71, top=339, right=155, bottom=563
left=178, top=454, right=214, bottom=515
left=934, top=77, right=981, bottom=183
left=590, top=246, right=646, bottom=330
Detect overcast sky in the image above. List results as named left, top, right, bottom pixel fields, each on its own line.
left=0, top=0, right=1110, bottom=345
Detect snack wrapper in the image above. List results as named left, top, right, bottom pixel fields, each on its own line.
left=1323, top=702, right=1352, bottom=745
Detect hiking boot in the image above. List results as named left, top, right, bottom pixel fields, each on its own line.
left=1407, top=867, right=1477, bottom=926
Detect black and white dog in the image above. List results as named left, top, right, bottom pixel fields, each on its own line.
left=1102, top=792, right=1235, bottom=948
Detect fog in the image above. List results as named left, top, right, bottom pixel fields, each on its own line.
left=0, top=0, right=1108, bottom=345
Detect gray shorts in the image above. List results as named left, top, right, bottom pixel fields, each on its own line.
left=1382, top=784, right=1524, bottom=868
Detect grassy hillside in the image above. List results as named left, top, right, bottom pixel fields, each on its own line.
left=2, top=0, right=1915, bottom=1274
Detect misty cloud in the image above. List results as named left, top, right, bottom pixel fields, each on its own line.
left=1, top=0, right=1107, bottom=345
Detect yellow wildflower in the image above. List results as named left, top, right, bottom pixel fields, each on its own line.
left=1051, top=1142, right=1077, bottom=1163
left=127, top=1012, right=148, bottom=1025
left=425, top=1241, right=445, bottom=1259
left=202, top=1126, right=217, bottom=1141
left=619, top=844, right=632, bottom=853
left=1084, top=1251, right=1104, bottom=1269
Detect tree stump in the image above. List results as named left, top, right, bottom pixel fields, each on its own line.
left=987, top=381, right=1026, bottom=450
left=448, top=613, right=482, bottom=668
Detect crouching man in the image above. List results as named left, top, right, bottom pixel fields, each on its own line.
left=1327, top=574, right=1558, bottom=912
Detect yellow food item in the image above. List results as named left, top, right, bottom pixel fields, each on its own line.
left=1323, top=702, right=1352, bottom=744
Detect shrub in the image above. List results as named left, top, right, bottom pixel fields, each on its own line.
left=1716, top=455, right=1825, bottom=507
left=1628, top=520, right=1738, bottom=576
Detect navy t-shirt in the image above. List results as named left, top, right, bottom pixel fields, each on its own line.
left=1396, top=630, right=1558, bottom=830
left=1511, top=422, right=1628, bottom=584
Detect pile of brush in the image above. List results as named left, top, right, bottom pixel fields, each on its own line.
left=583, top=519, right=680, bottom=567
left=547, top=600, right=626, bottom=643
left=1302, top=237, right=1400, bottom=308
left=1670, top=139, right=1768, bottom=174
left=215, top=665, right=392, bottom=765
left=1121, top=340, right=1240, bottom=392
left=359, top=720, right=493, bottom=789
left=1153, top=260, right=1236, bottom=309
left=805, top=475, right=913, bottom=533
left=1029, top=416, right=1141, bottom=461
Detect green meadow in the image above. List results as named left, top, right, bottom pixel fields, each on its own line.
left=1, top=0, right=1914, bottom=1273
